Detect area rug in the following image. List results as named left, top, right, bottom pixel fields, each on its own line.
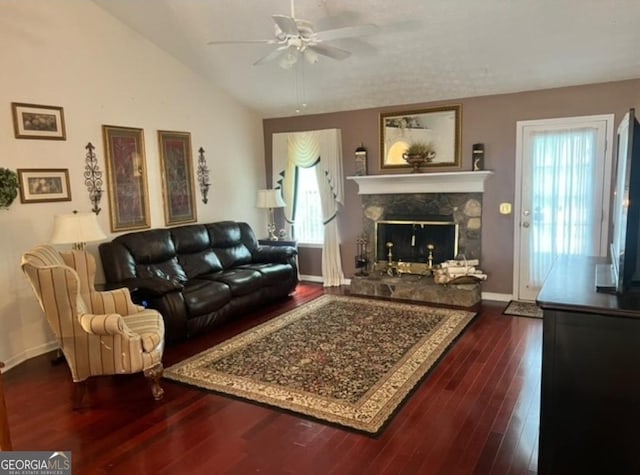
left=164, top=294, right=476, bottom=434
left=503, top=300, right=543, bottom=319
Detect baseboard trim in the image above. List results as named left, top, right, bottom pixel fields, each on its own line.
left=299, top=274, right=323, bottom=283
left=299, top=275, right=352, bottom=286
left=3, top=340, right=59, bottom=371
left=481, top=292, right=513, bottom=302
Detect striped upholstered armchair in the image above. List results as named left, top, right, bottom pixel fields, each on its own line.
left=21, top=244, right=165, bottom=408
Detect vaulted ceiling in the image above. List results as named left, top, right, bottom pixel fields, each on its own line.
left=93, top=0, right=640, bottom=118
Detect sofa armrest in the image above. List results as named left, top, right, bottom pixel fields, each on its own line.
left=252, top=245, right=297, bottom=263
left=112, top=277, right=184, bottom=298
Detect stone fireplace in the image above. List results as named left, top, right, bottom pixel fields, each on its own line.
left=347, top=171, right=493, bottom=307
left=364, top=192, right=481, bottom=268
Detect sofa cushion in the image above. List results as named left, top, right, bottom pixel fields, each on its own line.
left=207, top=222, right=253, bottom=268
left=242, top=263, right=294, bottom=286
left=203, top=268, right=262, bottom=296
left=172, top=225, right=224, bottom=278
left=182, top=280, right=232, bottom=317
left=114, top=228, right=188, bottom=282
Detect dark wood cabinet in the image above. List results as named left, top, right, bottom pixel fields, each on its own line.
left=537, top=255, right=640, bottom=475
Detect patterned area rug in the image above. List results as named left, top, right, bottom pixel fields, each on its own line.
left=503, top=300, right=543, bottom=319
left=164, top=295, right=476, bottom=434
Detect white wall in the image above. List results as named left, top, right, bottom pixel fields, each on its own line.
left=0, top=1, right=267, bottom=368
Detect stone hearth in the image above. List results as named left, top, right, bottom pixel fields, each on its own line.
left=350, top=274, right=481, bottom=308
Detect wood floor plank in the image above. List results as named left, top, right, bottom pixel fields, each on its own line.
left=2, top=285, right=543, bottom=474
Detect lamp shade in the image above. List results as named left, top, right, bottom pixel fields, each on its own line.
left=256, top=189, right=286, bottom=209
left=50, top=212, right=107, bottom=246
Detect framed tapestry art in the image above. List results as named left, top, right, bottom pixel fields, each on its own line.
left=102, top=125, right=150, bottom=232
left=158, top=130, right=197, bottom=226
left=17, top=169, right=71, bottom=203
left=380, top=104, right=461, bottom=170
left=12, top=103, right=66, bottom=140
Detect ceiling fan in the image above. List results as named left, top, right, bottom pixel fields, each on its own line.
left=206, top=0, right=378, bottom=69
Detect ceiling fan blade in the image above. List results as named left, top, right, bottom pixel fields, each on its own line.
left=272, top=14, right=299, bottom=36
left=253, top=46, right=290, bottom=66
left=207, top=39, right=276, bottom=45
left=315, top=24, right=378, bottom=42
left=307, top=43, right=351, bottom=61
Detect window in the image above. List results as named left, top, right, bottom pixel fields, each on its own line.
left=294, top=165, right=324, bottom=244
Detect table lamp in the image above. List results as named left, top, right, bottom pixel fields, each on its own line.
left=256, top=189, right=285, bottom=240
left=50, top=211, right=107, bottom=250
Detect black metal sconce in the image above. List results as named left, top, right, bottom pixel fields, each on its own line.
left=197, top=147, right=211, bottom=204
left=84, top=142, right=103, bottom=215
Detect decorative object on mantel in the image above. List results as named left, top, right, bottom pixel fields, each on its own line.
left=197, top=147, right=210, bottom=204
left=0, top=168, right=19, bottom=210
left=84, top=142, right=103, bottom=215
left=402, top=142, right=436, bottom=173
left=472, top=143, right=485, bottom=171
left=380, top=104, right=461, bottom=170
left=433, top=258, right=487, bottom=284
left=354, top=144, right=368, bottom=176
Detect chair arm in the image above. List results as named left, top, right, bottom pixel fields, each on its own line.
left=252, top=245, right=297, bottom=263
left=78, top=313, right=136, bottom=338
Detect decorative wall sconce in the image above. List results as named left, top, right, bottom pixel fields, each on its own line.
left=197, top=147, right=211, bottom=204
left=84, top=142, right=103, bottom=215
left=354, top=144, right=368, bottom=176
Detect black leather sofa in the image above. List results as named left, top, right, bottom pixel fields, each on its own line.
left=99, top=221, right=298, bottom=343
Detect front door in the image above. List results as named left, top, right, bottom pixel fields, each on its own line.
left=514, top=115, right=614, bottom=301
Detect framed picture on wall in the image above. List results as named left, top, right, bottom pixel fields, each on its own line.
left=17, top=168, right=71, bottom=203
left=11, top=103, right=66, bottom=140
left=157, top=130, right=197, bottom=226
left=102, top=125, right=151, bottom=232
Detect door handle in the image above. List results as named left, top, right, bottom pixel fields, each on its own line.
left=522, top=222, right=530, bottom=228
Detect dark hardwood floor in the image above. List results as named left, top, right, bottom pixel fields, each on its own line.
left=3, top=283, right=542, bottom=474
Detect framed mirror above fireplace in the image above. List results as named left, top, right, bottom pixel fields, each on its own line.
left=379, top=105, right=462, bottom=171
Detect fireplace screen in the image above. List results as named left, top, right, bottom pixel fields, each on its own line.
left=375, top=219, right=459, bottom=265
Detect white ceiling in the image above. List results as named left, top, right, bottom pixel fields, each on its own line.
left=93, top=0, right=640, bottom=118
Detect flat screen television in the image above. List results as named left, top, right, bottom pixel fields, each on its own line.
left=596, top=108, right=640, bottom=294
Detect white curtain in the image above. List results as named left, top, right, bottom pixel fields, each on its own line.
left=529, top=127, right=598, bottom=285
left=272, top=129, right=345, bottom=286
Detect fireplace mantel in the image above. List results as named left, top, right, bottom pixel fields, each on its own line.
left=347, top=171, right=493, bottom=194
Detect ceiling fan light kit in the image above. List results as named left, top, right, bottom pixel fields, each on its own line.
left=207, top=0, right=377, bottom=70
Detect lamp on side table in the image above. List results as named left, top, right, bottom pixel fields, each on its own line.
left=49, top=211, right=106, bottom=250
left=256, top=189, right=286, bottom=240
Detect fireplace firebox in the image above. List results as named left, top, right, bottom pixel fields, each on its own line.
left=375, top=219, right=458, bottom=266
